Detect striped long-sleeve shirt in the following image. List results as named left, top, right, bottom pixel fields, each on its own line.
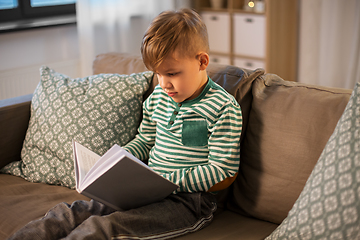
left=123, top=78, right=242, bottom=193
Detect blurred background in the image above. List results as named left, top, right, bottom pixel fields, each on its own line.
left=0, top=0, right=359, bottom=100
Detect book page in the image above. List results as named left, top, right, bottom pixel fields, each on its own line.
left=73, top=141, right=101, bottom=188
left=81, top=144, right=127, bottom=189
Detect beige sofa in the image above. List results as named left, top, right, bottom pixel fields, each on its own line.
left=0, top=53, right=353, bottom=239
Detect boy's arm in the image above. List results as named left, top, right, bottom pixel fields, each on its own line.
left=163, top=102, right=242, bottom=193
left=122, top=105, right=156, bottom=161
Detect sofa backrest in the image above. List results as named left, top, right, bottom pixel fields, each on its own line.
left=228, top=74, right=353, bottom=224
left=0, top=94, right=32, bottom=169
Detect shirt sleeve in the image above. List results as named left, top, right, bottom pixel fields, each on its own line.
left=161, top=101, right=242, bottom=193
left=122, top=100, right=156, bottom=161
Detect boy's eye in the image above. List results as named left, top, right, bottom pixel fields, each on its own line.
left=155, top=72, right=180, bottom=77
left=167, top=72, right=179, bottom=77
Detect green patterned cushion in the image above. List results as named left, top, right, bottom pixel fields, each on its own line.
left=1, top=66, right=152, bottom=189
left=266, top=82, right=360, bottom=239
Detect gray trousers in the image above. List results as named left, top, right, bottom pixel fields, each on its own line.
left=9, top=192, right=217, bottom=240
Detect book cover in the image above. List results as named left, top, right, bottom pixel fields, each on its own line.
left=73, top=140, right=179, bottom=210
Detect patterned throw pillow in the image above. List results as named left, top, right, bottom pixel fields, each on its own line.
left=266, top=82, right=360, bottom=239
left=1, top=66, right=152, bottom=189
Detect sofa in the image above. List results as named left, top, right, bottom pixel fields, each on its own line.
left=0, top=52, right=357, bottom=240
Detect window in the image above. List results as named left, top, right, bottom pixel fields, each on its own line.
left=0, top=0, right=76, bottom=31
left=31, top=0, right=76, bottom=7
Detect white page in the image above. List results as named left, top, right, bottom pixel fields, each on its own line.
left=81, top=144, right=122, bottom=187
left=85, top=144, right=123, bottom=177
left=73, top=141, right=101, bottom=189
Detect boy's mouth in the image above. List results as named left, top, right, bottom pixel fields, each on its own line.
left=165, top=91, right=177, bottom=97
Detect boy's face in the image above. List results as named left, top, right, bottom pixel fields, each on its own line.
left=155, top=50, right=209, bottom=103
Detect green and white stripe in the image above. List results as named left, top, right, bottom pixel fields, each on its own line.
left=124, top=78, right=242, bottom=192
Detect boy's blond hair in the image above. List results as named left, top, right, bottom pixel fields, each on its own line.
left=141, top=8, right=209, bottom=71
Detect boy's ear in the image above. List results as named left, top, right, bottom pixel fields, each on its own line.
left=198, top=53, right=209, bottom=70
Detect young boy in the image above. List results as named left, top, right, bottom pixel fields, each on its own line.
left=9, top=8, right=242, bottom=240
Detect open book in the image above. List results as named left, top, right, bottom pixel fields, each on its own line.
left=72, top=140, right=179, bottom=210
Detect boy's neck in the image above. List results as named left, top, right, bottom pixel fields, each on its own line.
left=185, top=73, right=209, bottom=102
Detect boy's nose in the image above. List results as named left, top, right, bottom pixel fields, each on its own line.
left=159, top=77, right=173, bottom=90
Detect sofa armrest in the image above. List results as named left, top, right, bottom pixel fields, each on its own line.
left=0, top=94, right=32, bottom=169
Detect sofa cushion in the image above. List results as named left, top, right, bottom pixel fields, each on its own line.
left=0, top=174, right=90, bottom=239
left=1, top=66, right=152, bottom=188
left=228, top=74, right=353, bottom=224
left=266, top=82, right=360, bottom=239
left=175, top=210, right=278, bottom=240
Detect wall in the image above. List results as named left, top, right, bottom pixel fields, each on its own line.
left=298, top=0, right=360, bottom=89
left=0, top=25, right=80, bottom=100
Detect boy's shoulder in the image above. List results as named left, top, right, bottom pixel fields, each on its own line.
left=206, top=79, right=240, bottom=109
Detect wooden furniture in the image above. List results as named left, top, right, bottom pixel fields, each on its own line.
left=194, top=0, right=299, bottom=81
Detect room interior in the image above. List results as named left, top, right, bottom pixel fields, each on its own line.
left=0, top=0, right=359, bottom=100
left=0, top=1, right=359, bottom=239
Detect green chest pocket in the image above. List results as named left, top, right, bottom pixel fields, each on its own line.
left=182, top=120, right=208, bottom=147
